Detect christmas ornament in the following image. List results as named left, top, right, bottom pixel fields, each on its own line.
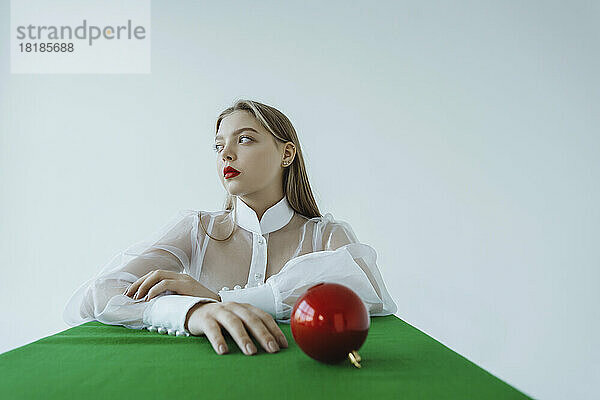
left=291, top=282, right=369, bottom=368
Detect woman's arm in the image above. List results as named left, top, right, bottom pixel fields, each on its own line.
left=63, top=211, right=219, bottom=333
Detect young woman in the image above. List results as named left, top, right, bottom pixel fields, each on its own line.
left=63, top=99, right=397, bottom=357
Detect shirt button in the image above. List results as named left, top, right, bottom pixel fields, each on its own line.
left=254, top=273, right=262, bottom=280
left=258, top=237, right=265, bottom=245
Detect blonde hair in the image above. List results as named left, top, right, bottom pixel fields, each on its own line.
left=200, top=99, right=321, bottom=241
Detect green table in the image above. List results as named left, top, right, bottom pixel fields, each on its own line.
left=0, top=316, right=530, bottom=399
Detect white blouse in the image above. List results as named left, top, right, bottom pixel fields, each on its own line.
left=63, top=196, right=398, bottom=336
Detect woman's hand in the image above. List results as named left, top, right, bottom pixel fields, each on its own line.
left=186, top=302, right=289, bottom=356
left=123, top=270, right=219, bottom=302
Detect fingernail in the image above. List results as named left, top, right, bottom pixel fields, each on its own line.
left=219, top=344, right=227, bottom=354
left=246, top=343, right=255, bottom=355
left=268, top=341, right=279, bottom=353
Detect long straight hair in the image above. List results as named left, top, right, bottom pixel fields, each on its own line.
left=200, top=99, right=321, bottom=241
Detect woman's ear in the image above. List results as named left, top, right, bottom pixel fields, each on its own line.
left=282, top=142, right=296, bottom=164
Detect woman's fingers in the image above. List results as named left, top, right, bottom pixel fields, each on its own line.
left=241, top=303, right=288, bottom=348
left=145, top=279, right=178, bottom=301
left=188, top=303, right=287, bottom=356
left=201, top=318, right=229, bottom=355
left=127, top=270, right=177, bottom=299
left=123, top=271, right=154, bottom=297
left=133, top=275, right=156, bottom=299
left=214, top=310, right=258, bottom=356
left=227, top=304, right=281, bottom=353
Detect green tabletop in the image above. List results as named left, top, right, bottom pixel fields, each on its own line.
left=0, top=315, right=529, bottom=399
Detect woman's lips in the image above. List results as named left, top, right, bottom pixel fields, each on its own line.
left=223, top=166, right=241, bottom=179
left=225, top=171, right=241, bottom=179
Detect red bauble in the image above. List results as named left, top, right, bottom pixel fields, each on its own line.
left=291, top=282, right=369, bottom=367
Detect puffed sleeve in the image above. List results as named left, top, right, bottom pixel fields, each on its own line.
left=218, top=213, right=397, bottom=324
left=62, top=210, right=219, bottom=335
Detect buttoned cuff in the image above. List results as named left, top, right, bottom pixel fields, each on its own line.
left=218, top=283, right=277, bottom=318
left=142, top=294, right=219, bottom=336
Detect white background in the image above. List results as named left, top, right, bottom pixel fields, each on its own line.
left=1, top=1, right=598, bottom=399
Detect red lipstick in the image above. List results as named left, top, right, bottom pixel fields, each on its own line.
left=224, top=166, right=241, bottom=179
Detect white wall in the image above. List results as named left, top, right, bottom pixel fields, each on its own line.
left=1, top=1, right=598, bottom=399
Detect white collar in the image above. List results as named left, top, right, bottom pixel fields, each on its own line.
left=235, top=195, right=295, bottom=236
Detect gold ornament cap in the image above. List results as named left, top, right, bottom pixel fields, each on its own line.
left=348, top=350, right=362, bottom=368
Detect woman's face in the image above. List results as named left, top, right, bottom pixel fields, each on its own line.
left=215, top=110, right=286, bottom=198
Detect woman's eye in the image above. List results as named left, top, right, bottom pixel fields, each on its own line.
left=213, top=136, right=252, bottom=152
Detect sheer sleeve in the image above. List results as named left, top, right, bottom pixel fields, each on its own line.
left=218, top=213, right=397, bottom=324
left=62, top=210, right=218, bottom=334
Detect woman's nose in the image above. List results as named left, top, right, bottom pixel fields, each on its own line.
left=221, top=146, right=235, bottom=161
